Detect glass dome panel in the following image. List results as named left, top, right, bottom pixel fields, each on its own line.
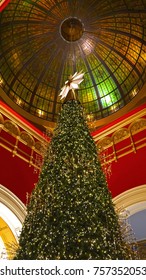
left=0, top=0, right=146, bottom=122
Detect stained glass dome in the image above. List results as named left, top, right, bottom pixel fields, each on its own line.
left=0, top=0, right=146, bottom=124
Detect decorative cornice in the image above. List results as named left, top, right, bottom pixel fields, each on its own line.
left=0, top=100, right=49, bottom=143
left=93, top=106, right=146, bottom=141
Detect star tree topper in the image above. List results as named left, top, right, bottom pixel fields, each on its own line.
left=59, top=71, right=84, bottom=100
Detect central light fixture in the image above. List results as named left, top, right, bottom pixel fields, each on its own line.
left=60, top=17, right=84, bottom=42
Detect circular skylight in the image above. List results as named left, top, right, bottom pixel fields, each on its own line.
left=60, top=17, right=84, bottom=42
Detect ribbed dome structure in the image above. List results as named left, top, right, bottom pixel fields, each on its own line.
left=0, top=0, right=146, bottom=123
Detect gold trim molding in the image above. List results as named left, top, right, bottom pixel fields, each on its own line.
left=93, top=107, right=146, bottom=142
left=0, top=100, right=146, bottom=169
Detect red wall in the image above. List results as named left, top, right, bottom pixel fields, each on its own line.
left=0, top=146, right=39, bottom=204
left=0, top=103, right=146, bottom=204
left=1, top=137, right=146, bottom=204
left=107, top=146, right=146, bottom=197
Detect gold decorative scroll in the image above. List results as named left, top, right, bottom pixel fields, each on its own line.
left=113, top=128, right=130, bottom=144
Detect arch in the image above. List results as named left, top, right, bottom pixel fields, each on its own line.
left=113, top=128, right=130, bottom=144
left=129, top=118, right=146, bottom=135
left=19, top=131, right=34, bottom=147
left=96, top=136, right=113, bottom=151
left=0, top=184, right=26, bottom=228
left=0, top=184, right=26, bottom=259
left=3, top=120, right=20, bottom=136
left=113, top=185, right=146, bottom=244
left=113, top=185, right=146, bottom=216
left=35, top=141, right=45, bottom=154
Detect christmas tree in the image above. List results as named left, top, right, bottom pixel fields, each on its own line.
left=14, top=74, right=135, bottom=260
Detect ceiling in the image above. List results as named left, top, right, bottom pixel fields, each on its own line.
left=0, top=0, right=146, bottom=129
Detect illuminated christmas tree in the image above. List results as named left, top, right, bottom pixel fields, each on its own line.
left=14, top=73, right=135, bottom=260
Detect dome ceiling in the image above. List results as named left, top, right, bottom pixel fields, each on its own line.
left=0, top=0, right=146, bottom=124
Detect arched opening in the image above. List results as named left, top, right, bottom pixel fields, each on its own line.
left=0, top=184, right=26, bottom=259
left=0, top=217, right=16, bottom=259
left=113, top=185, right=146, bottom=259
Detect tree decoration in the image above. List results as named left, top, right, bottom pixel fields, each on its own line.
left=59, top=71, right=84, bottom=100
left=14, top=74, right=137, bottom=260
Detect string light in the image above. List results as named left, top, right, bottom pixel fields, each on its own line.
left=14, top=99, right=136, bottom=260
